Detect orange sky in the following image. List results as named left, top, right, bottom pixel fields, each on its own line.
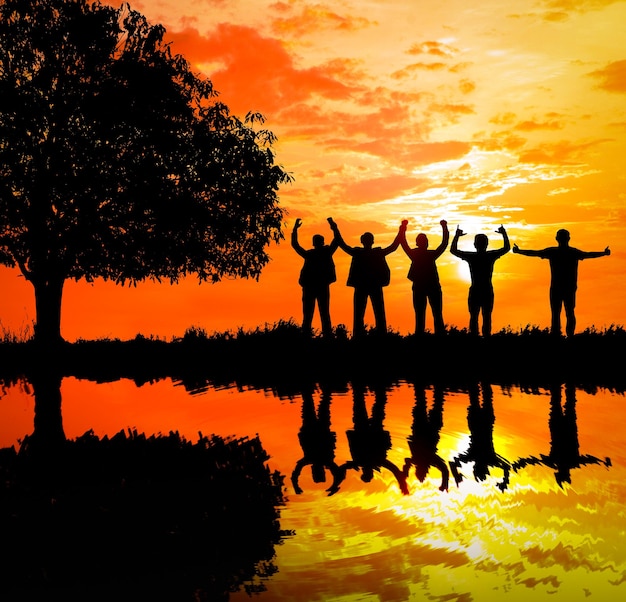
left=1, top=0, right=625, bottom=340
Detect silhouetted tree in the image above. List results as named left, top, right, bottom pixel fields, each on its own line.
left=0, top=0, right=290, bottom=345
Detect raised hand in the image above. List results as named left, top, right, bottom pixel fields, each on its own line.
left=294, top=218, right=302, bottom=229
left=496, top=224, right=506, bottom=234
left=455, top=226, right=466, bottom=237
left=512, top=243, right=520, bottom=253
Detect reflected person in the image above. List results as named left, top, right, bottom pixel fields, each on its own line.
left=512, top=383, right=611, bottom=487
left=291, top=385, right=344, bottom=496
left=399, top=220, right=449, bottom=335
left=340, top=382, right=409, bottom=494
left=513, top=229, right=610, bottom=337
left=291, top=218, right=339, bottom=337
left=450, top=225, right=510, bottom=337
left=449, top=382, right=511, bottom=491
left=403, top=383, right=449, bottom=492
left=329, top=218, right=405, bottom=337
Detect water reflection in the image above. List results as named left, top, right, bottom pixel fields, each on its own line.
left=513, top=382, right=612, bottom=487
left=341, top=381, right=409, bottom=495
left=291, top=383, right=343, bottom=496
left=450, top=381, right=512, bottom=491
left=0, top=373, right=624, bottom=600
left=0, top=369, right=287, bottom=600
left=403, top=382, right=448, bottom=491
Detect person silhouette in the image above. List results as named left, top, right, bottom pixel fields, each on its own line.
left=513, top=229, right=610, bottom=337
left=403, top=383, right=449, bottom=492
left=399, top=220, right=449, bottom=335
left=512, top=383, right=611, bottom=487
left=291, top=385, right=345, bottom=496
left=291, top=218, right=339, bottom=337
left=328, top=218, right=405, bottom=337
left=449, top=382, right=511, bottom=491
left=339, top=381, right=409, bottom=494
left=451, top=225, right=510, bottom=337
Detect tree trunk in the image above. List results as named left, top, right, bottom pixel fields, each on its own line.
left=31, top=369, right=66, bottom=450
left=33, top=276, right=65, bottom=346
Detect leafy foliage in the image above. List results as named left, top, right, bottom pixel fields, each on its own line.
left=0, top=0, right=290, bottom=288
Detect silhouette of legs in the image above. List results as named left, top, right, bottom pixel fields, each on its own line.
left=469, top=287, right=494, bottom=336
left=370, top=287, right=387, bottom=334
left=353, top=288, right=368, bottom=337
left=353, top=287, right=386, bottom=336
left=413, top=286, right=444, bottom=335
left=302, top=286, right=332, bottom=336
left=412, top=287, right=428, bottom=335
left=430, top=288, right=445, bottom=335
left=550, top=288, right=576, bottom=337
left=302, top=289, right=316, bottom=336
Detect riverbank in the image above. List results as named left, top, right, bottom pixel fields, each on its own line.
left=1, top=322, right=624, bottom=393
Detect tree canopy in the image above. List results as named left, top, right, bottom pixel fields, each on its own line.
left=0, top=0, right=290, bottom=343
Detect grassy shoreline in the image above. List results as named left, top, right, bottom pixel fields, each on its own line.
left=1, top=321, right=625, bottom=393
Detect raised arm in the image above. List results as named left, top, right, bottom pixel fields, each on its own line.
left=496, top=225, right=510, bottom=256
left=382, top=220, right=408, bottom=255
left=291, top=218, right=306, bottom=258
left=399, top=222, right=412, bottom=256
left=434, top=220, right=449, bottom=257
left=326, top=218, right=340, bottom=253
left=450, top=226, right=466, bottom=258
left=328, top=217, right=354, bottom=255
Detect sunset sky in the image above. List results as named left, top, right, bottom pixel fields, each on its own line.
left=1, top=0, right=625, bottom=340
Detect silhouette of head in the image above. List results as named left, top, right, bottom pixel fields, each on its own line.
left=360, top=232, right=374, bottom=248
left=312, top=464, right=327, bottom=483
left=312, top=234, right=325, bottom=248
left=360, top=467, right=375, bottom=482
left=474, top=234, right=488, bottom=252
left=415, top=462, right=429, bottom=482
left=473, top=464, right=489, bottom=481
left=416, top=233, right=428, bottom=249
left=555, top=468, right=571, bottom=487
left=556, top=229, right=570, bottom=245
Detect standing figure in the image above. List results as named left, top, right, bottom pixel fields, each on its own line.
left=329, top=218, right=405, bottom=337
left=512, top=229, right=610, bottom=337
left=291, top=218, right=339, bottom=337
left=450, top=225, right=510, bottom=337
left=399, top=220, right=449, bottom=335
left=512, top=382, right=611, bottom=487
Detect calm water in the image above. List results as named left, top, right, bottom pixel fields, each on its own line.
left=1, top=376, right=625, bottom=601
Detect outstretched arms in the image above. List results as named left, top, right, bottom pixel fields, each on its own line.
left=581, top=247, right=611, bottom=259
left=512, top=244, right=545, bottom=257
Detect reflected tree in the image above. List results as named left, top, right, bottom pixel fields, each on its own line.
left=0, top=371, right=288, bottom=598
left=513, top=382, right=611, bottom=486
left=403, top=383, right=448, bottom=491
left=450, top=382, right=511, bottom=491
left=0, top=0, right=290, bottom=346
left=340, top=381, right=409, bottom=494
